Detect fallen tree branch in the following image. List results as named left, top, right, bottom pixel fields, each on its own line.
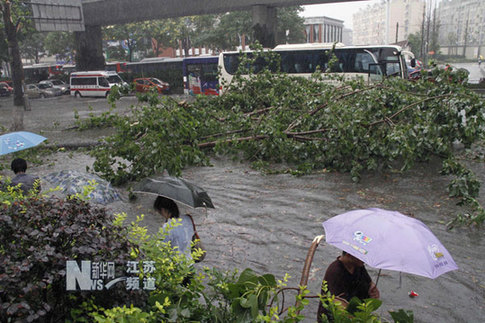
left=284, top=128, right=331, bottom=136
left=197, top=134, right=269, bottom=148
left=366, top=93, right=453, bottom=127
left=199, top=129, right=247, bottom=141
left=286, top=85, right=380, bottom=132
left=247, top=106, right=275, bottom=117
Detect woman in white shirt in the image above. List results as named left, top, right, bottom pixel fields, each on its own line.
left=154, top=196, right=195, bottom=261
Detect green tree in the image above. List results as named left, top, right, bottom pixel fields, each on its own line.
left=0, top=27, right=8, bottom=78
left=44, top=31, right=74, bottom=63
left=140, top=18, right=184, bottom=57
left=408, top=32, right=422, bottom=59
left=103, top=23, right=148, bottom=62
left=19, top=32, right=46, bottom=63
left=276, top=6, right=305, bottom=44
left=106, top=45, right=127, bottom=61
left=1, top=0, right=32, bottom=129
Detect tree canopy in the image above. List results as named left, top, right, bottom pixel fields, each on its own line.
left=102, top=7, right=305, bottom=59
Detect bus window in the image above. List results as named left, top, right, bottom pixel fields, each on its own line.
left=223, top=54, right=242, bottom=75
left=202, top=63, right=218, bottom=82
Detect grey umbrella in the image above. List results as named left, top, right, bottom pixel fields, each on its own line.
left=134, top=176, right=215, bottom=209
left=43, top=170, right=122, bottom=205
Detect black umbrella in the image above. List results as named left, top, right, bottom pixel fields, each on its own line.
left=134, top=176, right=215, bottom=209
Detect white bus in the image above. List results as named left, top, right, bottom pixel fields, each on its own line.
left=218, top=43, right=416, bottom=92
left=70, top=71, right=127, bottom=97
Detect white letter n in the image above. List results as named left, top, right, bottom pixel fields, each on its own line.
left=66, top=260, right=92, bottom=291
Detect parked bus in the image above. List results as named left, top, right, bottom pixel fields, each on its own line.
left=182, top=56, right=219, bottom=95
left=126, top=57, right=184, bottom=93
left=105, top=61, right=128, bottom=73
left=23, top=63, right=63, bottom=83
left=218, top=43, right=415, bottom=92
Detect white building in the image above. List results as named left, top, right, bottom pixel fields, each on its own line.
left=304, top=16, right=344, bottom=43
left=437, top=0, right=485, bottom=58
left=353, top=0, right=425, bottom=45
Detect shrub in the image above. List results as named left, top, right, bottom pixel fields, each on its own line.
left=0, top=195, right=146, bottom=322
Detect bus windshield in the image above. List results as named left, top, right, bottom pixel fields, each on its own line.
left=182, top=56, right=219, bottom=95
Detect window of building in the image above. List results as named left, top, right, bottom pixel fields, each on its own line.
left=313, top=24, right=320, bottom=43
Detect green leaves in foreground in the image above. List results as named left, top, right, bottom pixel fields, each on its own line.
left=228, top=268, right=277, bottom=322
left=85, top=59, right=484, bottom=226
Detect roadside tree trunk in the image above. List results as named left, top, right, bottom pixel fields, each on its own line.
left=1, top=0, right=25, bottom=130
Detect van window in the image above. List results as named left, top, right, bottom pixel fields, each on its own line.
left=107, top=75, right=122, bottom=84
left=71, top=77, right=97, bottom=86
left=98, top=77, right=110, bottom=87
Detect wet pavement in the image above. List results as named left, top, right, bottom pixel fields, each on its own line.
left=1, top=94, right=484, bottom=322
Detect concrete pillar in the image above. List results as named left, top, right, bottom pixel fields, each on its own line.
left=252, top=5, right=276, bottom=48
left=74, top=25, right=105, bottom=71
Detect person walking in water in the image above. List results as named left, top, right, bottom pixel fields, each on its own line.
left=317, top=251, right=380, bottom=322
left=154, top=195, right=195, bottom=261
left=9, top=158, right=41, bottom=194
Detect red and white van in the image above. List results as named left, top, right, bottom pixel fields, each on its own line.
left=70, top=71, right=126, bottom=97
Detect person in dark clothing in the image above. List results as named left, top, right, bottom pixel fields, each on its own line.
left=9, top=158, right=41, bottom=194
left=317, top=251, right=380, bottom=322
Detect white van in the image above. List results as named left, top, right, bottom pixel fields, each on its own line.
left=70, top=71, right=126, bottom=97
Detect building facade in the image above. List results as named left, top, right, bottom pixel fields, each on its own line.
left=304, top=16, right=344, bottom=44
left=437, top=0, right=485, bottom=58
left=352, top=0, right=425, bottom=45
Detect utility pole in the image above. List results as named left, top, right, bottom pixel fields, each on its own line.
left=463, top=18, right=469, bottom=57
left=396, top=22, right=399, bottom=43
left=385, top=0, right=390, bottom=44
left=420, top=4, right=426, bottom=60
left=425, top=2, right=431, bottom=65
left=431, top=6, right=436, bottom=57
left=479, top=16, right=483, bottom=58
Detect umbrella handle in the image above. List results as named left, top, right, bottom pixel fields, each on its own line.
left=296, top=235, right=325, bottom=314
left=375, top=269, right=382, bottom=287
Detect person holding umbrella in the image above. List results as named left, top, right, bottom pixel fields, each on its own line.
left=154, top=195, right=197, bottom=262
left=317, top=250, right=380, bottom=322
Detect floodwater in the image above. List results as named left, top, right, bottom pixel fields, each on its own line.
left=1, top=95, right=484, bottom=322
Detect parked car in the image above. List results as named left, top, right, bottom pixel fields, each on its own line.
left=25, top=84, right=42, bottom=98
left=133, top=77, right=170, bottom=94
left=37, top=82, right=63, bottom=97
left=0, top=82, right=13, bottom=97
left=39, top=79, right=70, bottom=94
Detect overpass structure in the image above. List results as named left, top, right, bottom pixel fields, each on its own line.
left=73, top=0, right=366, bottom=69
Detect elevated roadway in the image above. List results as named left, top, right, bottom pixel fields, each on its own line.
left=76, top=0, right=365, bottom=70
left=82, top=0, right=364, bottom=26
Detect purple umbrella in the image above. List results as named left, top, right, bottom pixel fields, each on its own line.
left=322, top=208, right=458, bottom=279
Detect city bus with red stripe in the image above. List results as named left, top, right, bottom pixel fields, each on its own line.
left=70, top=71, right=126, bottom=98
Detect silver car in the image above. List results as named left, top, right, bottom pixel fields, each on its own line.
left=25, top=84, right=42, bottom=99
left=36, top=82, right=63, bottom=97
left=39, top=79, right=69, bottom=95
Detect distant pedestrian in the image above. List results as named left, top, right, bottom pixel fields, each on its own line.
left=9, top=158, right=41, bottom=194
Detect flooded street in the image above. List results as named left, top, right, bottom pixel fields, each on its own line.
left=1, top=94, right=484, bottom=322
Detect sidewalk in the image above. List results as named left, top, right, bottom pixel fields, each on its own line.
left=0, top=95, right=137, bottom=147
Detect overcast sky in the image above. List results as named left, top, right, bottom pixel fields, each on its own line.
left=301, top=0, right=381, bottom=29
left=301, top=0, right=443, bottom=30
